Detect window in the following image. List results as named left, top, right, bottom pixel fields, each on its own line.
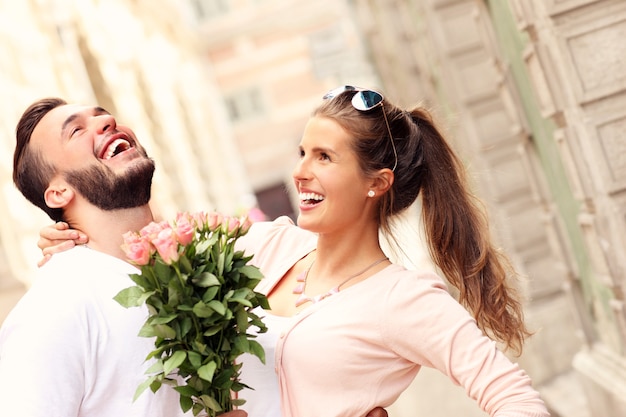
left=255, top=183, right=295, bottom=222
left=190, top=0, right=230, bottom=20
left=224, top=88, right=265, bottom=122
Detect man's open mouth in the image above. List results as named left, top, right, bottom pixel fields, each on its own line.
left=101, top=138, right=131, bottom=160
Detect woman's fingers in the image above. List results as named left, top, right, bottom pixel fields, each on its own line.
left=37, top=222, right=88, bottom=251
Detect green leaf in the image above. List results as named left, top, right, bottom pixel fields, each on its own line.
left=238, top=265, right=264, bottom=280
left=180, top=317, right=192, bottom=338
left=248, top=339, right=266, bottom=364
left=154, top=260, right=174, bottom=284
left=207, top=300, right=226, bottom=316
left=201, top=286, right=220, bottom=303
left=192, top=301, right=213, bottom=318
left=154, top=324, right=177, bottom=339
left=179, top=395, right=193, bottom=413
left=232, top=398, right=246, bottom=407
left=197, top=361, right=217, bottom=382
left=179, top=255, right=193, bottom=274
left=233, top=335, right=250, bottom=354
left=138, top=322, right=156, bottom=337
left=144, top=359, right=164, bottom=375
left=200, top=394, right=223, bottom=412
left=192, top=272, right=220, bottom=287
left=203, top=325, right=223, bottom=337
left=139, top=323, right=176, bottom=339
left=163, top=350, right=187, bottom=375
left=236, top=308, right=248, bottom=331
left=137, top=290, right=156, bottom=306
left=150, top=314, right=177, bottom=325
left=229, top=297, right=253, bottom=308
left=174, top=384, right=199, bottom=398
left=187, top=350, right=202, bottom=369
left=133, top=375, right=157, bottom=401
left=128, top=272, right=151, bottom=289
left=217, top=252, right=225, bottom=276
left=113, top=286, right=144, bottom=308
left=257, top=295, right=271, bottom=310
left=149, top=378, right=162, bottom=393
left=213, top=368, right=235, bottom=388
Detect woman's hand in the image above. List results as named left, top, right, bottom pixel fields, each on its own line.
left=37, top=222, right=88, bottom=267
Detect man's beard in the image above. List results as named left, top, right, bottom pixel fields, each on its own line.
left=64, top=157, right=156, bottom=211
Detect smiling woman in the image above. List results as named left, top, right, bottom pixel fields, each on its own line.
left=236, top=86, right=550, bottom=417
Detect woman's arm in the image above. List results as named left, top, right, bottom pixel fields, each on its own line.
left=37, top=222, right=88, bottom=267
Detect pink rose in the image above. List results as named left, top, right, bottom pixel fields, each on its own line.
left=222, top=216, right=240, bottom=237
left=152, top=227, right=180, bottom=265
left=206, top=212, right=223, bottom=232
left=238, top=215, right=253, bottom=235
left=174, top=212, right=196, bottom=246
left=140, top=220, right=169, bottom=241
left=122, top=231, right=153, bottom=266
left=191, top=211, right=207, bottom=230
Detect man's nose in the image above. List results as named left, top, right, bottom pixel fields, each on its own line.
left=93, top=114, right=117, bottom=134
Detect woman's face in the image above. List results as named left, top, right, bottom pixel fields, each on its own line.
left=292, top=116, right=376, bottom=235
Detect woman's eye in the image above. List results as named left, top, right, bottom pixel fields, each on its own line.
left=320, top=152, right=331, bottom=161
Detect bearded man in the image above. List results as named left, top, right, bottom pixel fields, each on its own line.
left=0, top=98, right=244, bottom=417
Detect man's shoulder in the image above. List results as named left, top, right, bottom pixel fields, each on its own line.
left=33, top=246, right=136, bottom=297
left=43, top=245, right=135, bottom=275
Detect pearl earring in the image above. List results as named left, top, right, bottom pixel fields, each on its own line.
left=367, top=190, right=375, bottom=198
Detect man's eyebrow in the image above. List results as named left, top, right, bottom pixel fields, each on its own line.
left=60, top=106, right=111, bottom=135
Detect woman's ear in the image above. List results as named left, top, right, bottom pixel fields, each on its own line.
left=44, top=177, right=75, bottom=209
left=370, top=168, right=394, bottom=195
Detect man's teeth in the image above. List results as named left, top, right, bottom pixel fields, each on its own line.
left=300, top=192, right=324, bottom=202
left=103, top=139, right=131, bottom=160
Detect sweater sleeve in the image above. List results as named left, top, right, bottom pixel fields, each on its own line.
left=380, top=272, right=550, bottom=417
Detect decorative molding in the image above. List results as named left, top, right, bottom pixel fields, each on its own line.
left=561, top=14, right=626, bottom=103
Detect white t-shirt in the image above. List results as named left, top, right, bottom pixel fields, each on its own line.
left=237, top=311, right=291, bottom=417
left=0, top=246, right=190, bottom=417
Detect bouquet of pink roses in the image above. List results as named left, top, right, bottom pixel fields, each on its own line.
left=114, top=211, right=269, bottom=416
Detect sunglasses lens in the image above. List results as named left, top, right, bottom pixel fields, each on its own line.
left=323, top=85, right=357, bottom=100
left=352, top=90, right=383, bottom=111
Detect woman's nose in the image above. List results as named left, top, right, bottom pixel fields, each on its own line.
left=292, top=157, right=310, bottom=181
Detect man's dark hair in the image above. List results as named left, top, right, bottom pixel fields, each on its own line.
left=13, top=97, right=67, bottom=221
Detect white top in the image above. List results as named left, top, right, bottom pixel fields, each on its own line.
left=0, top=246, right=190, bottom=417
left=237, top=311, right=291, bottom=417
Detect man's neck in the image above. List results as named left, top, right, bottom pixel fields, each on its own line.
left=65, top=205, right=154, bottom=262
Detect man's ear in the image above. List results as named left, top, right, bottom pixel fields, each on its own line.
left=370, top=168, right=394, bottom=195
left=44, top=177, right=74, bottom=209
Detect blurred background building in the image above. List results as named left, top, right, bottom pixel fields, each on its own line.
left=1, top=0, right=625, bottom=416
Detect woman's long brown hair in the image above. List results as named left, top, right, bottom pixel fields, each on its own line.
left=315, top=92, right=530, bottom=354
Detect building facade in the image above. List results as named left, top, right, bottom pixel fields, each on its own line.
left=0, top=0, right=253, bottom=315
left=350, top=0, right=625, bottom=416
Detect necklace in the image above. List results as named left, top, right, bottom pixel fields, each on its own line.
left=292, top=256, right=388, bottom=307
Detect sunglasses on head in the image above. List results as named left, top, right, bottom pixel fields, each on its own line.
left=323, top=85, right=398, bottom=171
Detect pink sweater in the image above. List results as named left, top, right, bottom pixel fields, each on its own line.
left=239, top=217, right=550, bottom=417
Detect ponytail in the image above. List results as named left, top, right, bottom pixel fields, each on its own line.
left=410, top=109, right=530, bottom=354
